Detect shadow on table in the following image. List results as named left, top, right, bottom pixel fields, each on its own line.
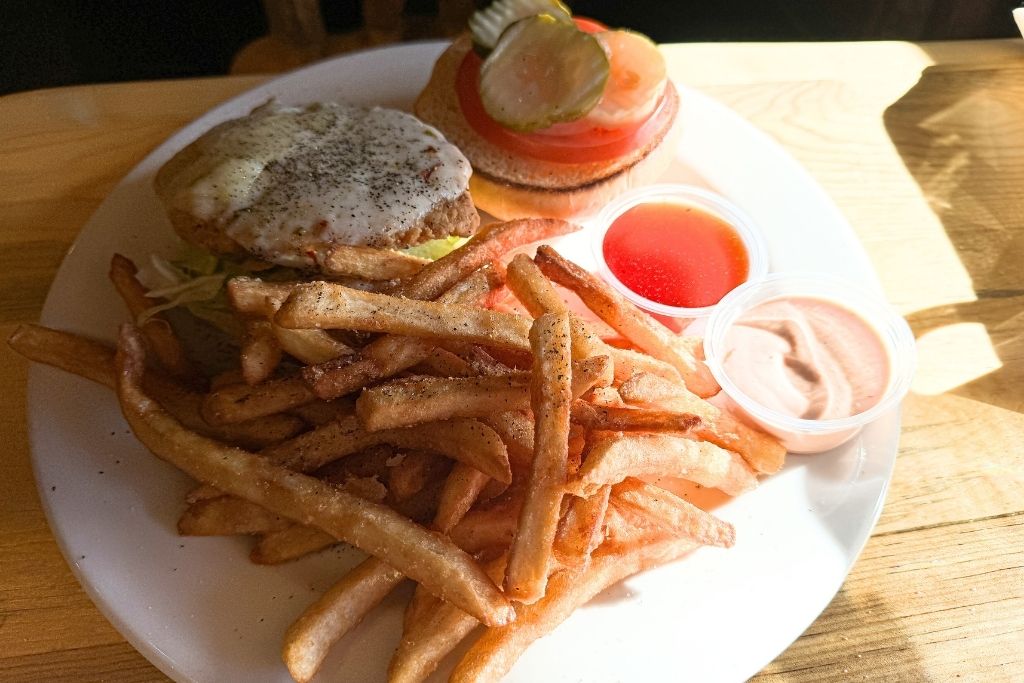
left=883, top=58, right=1024, bottom=412
left=756, top=587, right=927, bottom=680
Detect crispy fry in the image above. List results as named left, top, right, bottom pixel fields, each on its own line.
left=571, top=401, right=702, bottom=434
left=568, top=432, right=757, bottom=497
left=241, top=321, right=283, bottom=385
left=115, top=325, right=514, bottom=626
left=582, top=385, right=628, bottom=408
left=286, top=398, right=355, bottom=427
left=178, top=496, right=291, bottom=536
left=440, top=263, right=505, bottom=307
left=261, top=415, right=510, bottom=483
left=619, top=372, right=786, bottom=474
left=203, top=376, right=316, bottom=425
left=356, top=355, right=609, bottom=431
left=451, top=538, right=697, bottom=683
left=600, top=501, right=674, bottom=553
left=449, top=496, right=521, bottom=555
left=611, top=478, right=735, bottom=548
left=607, top=346, right=681, bottom=383
left=251, top=526, right=337, bottom=565
left=108, top=253, right=195, bottom=379
left=227, top=277, right=295, bottom=317
left=273, top=325, right=354, bottom=365
left=8, top=324, right=117, bottom=388
left=322, top=244, right=429, bottom=280
left=534, top=245, right=718, bottom=396
left=482, top=411, right=534, bottom=472
left=390, top=554, right=508, bottom=683
left=387, top=451, right=439, bottom=501
left=302, top=335, right=434, bottom=401
left=411, top=347, right=475, bottom=377
left=276, top=283, right=532, bottom=351
left=506, top=254, right=614, bottom=383
left=283, top=557, right=407, bottom=682
left=504, top=313, right=572, bottom=603
left=552, top=485, right=610, bottom=569
left=394, top=218, right=579, bottom=301
left=434, top=462, right=492, bottom=534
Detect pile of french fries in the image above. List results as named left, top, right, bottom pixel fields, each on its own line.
left=10, top=217, right=786, bottom=682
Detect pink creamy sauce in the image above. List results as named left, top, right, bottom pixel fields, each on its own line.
left=722, top=297, right=890, bottom=421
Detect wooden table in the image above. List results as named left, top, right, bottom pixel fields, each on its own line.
left=2, top=39, right=1022, bottom=682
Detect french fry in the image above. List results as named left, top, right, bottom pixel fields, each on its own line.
left=410, top=347, right=475, bottom=378
left=393, top=218, right=579, bottom=301
left=115, top=325, right=514, bottom=627
left=283, top=557, right=408, bottom=682
left=505, top=254, right=614, bottom=384
left=571, top=401, right=702, bottom=434
left=251, top=526, right=337, bottom=565
left=504, top=313, right=572, bottom=603
left=8, top=324, right=117, bottom=388
left=356, top=355, right=610, bottom=431
left=582, top=385, right=628, bottom=408
left=241, top=321, right=283, bottom=385
left=611, top=478, right=735, bottom=548
left=450, top=538, right=697, bottom=683
left=302, top=335, right=434, bottom=401
left=449, top=495, right=521, bottom=555
left=286, top=397, right=355, bottom=427
left=276, top=283, right=532, bottom=352
left=108, top=253, right=195, bottom=380
left=482, top=410, right=534, bottom=472
left=552, top=485, right=611, bottom=569
left=434, top=462, right=492, bottom=534
left=600, top=501, right=674, bottom=553
left=8, top=324, right=304, bottom=449
left=439, top=263, right=505, bottom=307
left=606, top=346, right=681, bottom=383
left=272, top=325, right=354, bottom=365
left=227, top=277, right=295, bottom=317
left=261, top=415, right=510, bottom=483
left=619, top=372, right=786, bottom=474
left=321, top=244, right=429, bottom=280
left=387, top=451, right=440, bottom=502
left=567, top=432, right=757, bottom=497
left=202, top=376, right=316, bottom=425
left=178, top=496, right=291, bottom=536
left=534, top=245, right=719, bottom=396
left=389, top=554, right=508, bottom=683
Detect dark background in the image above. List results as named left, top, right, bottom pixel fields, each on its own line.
left=2, top=0, right=1020, bottom=96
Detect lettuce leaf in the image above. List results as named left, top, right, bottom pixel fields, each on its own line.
left=402, top=236, right=469, bottom=260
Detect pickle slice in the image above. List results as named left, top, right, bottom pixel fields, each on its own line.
left=479, top=15, right=610, bottom=132
left=469, top=0, right=573, bottom=54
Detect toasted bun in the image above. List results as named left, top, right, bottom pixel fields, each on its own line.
left=415, top=35, right=683, bottom=220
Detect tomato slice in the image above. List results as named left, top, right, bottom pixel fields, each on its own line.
left=456, top=47, right=671, bottom=165
left=573, top=16, right=608, bottom=33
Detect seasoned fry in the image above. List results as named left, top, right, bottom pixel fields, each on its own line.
left=611, top=478, right=735, bottom=548
left=482, top=410, right=534, bottom=471
left=276, top=283, right=532, bottom=351
left=322, top=244, right=429, bottom=280
left=286, top=397, right=355, bottom=427
left=412, top=347, right=475, bottom=377
left=534, top=245, right=718, bottom=396
left=251, top=526, right=337, bottom=565
left=178, top=496, right=290, bottom=536
left=571, top=401, right=702, bottom=434
left=108, top=253, right=195, bottom=379
left=450, top=538, right=697, bottom=683
left=241, top=321, right=283, bottom=385
left=260, top=415, right=510, bottom=483
left=504, top=313, right=572, bottom=603
left=390, top=554, right=509, bottom=683
left=619, top=372, right=786, bottom=474
left=552, top=485, right=611, bottom=569
left=302, top=335, right=434, bottom=401
left=440, top=263, right=505, bottom=307
left=607, top=346, right=681, bottom=383
left=387, top=451, right=438, bottom=501
left=582, top=385, right=628, bottom=408
left=568, top=432, right=757, bottom=497
left=203, top=376, right=316, bottom=425
left=8, top=324, right=117, bottom=388
left=283, top=557, right=407, bottom=682
left=227, top=277, right=295, bottom=317
left=273, top=325, right=354, bottom=365
left=434, top=462, right=492, bottom=534
left=393, top=218, right=579, bottom=301
left=115, top=325, right=514, bottom=626
left=356, top=355, right=610, bottom=431
left=449, top=496, right=521, bottom=555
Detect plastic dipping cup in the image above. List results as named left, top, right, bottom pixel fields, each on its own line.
left=591, top=184, right=769, bottom=323
left=703, top=274, right=916, bottom=454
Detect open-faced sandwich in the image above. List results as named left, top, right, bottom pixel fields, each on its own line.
left=416, top=0, right=680, bottom=220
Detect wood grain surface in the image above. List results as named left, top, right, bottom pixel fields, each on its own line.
left=2, top=40, right=1022, bottom=682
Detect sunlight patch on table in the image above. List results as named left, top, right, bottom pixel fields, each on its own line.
left=911, top=322, right=1001, bottom=395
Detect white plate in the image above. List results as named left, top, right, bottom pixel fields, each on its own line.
left=28, top=42, right=898, bottom=683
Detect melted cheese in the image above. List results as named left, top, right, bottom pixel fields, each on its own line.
left=159, top=102, right=472, bottom=268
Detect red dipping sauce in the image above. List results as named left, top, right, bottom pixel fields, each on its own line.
left=602, top=202, right=750, bottom=309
